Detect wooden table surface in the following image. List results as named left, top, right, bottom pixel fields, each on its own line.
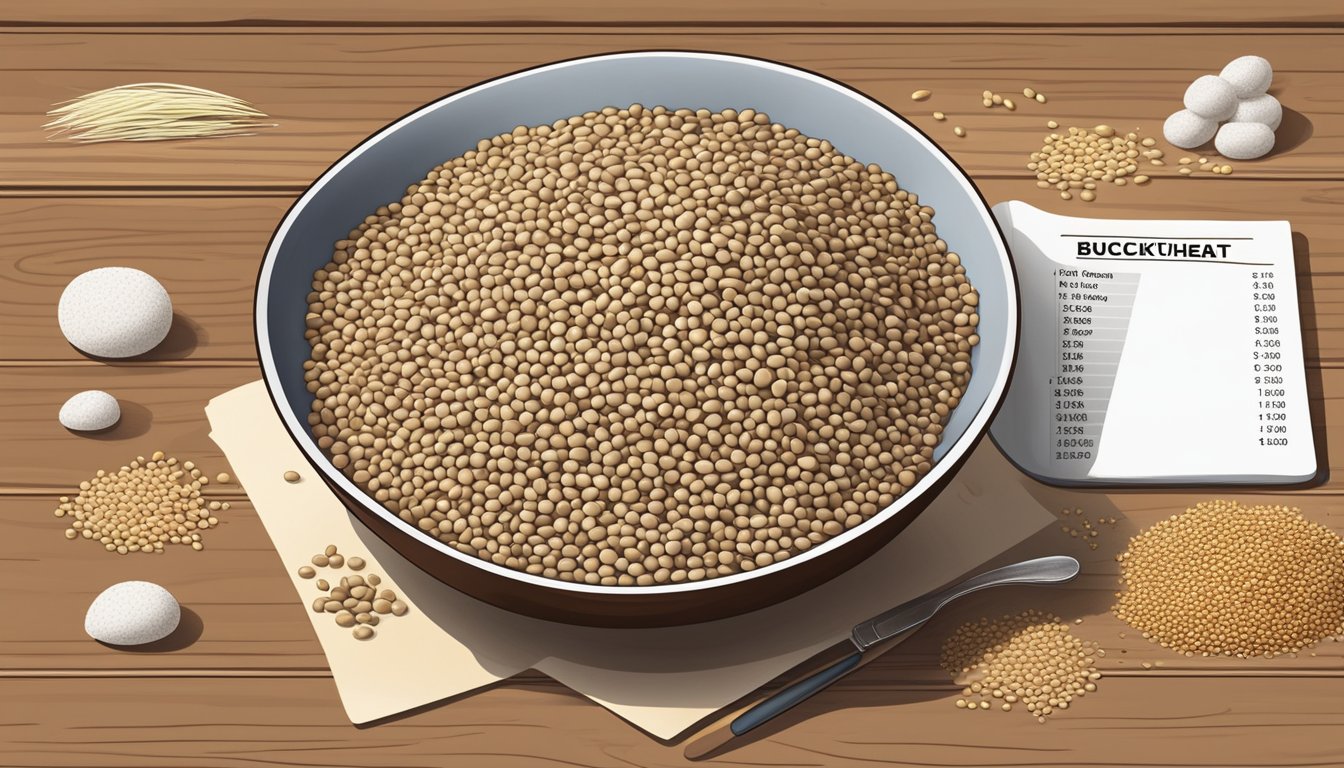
left=4, top=2, right=1344, bottom=766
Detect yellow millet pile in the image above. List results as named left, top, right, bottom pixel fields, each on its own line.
left=53, top=452, right=221, bottom=554
left=941, top=610, right=1102, bottom=723
left=1114, top=500, right=1344, bottom=658
left=304, top=105, right=980, bottom=586
left=1028, top=125, right=1149, bottom=201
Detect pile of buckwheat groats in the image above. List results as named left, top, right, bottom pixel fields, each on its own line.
left=304, top=104, right=980, bottom=586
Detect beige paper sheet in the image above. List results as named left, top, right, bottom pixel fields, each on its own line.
left=207, top=380, right=1053, bottom=738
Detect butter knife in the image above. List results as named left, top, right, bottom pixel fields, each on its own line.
left=683, top=555, right=1081, bottom=759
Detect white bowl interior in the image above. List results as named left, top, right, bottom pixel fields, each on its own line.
left=257, top=51, right=1017, bottom=595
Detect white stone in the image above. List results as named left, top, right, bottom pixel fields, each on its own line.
left=1183, top=75, right=1238, bottom=121
left=1163, top=109, right=1219, bottom=149
left=1231, top=93, right=1282, bottom=131
left=1219, top=55, right=1273, bottom=98
left=59, top=390, right=121, bottom=432
left=85, top=581, right=181, bottom=646
left=58, top=267, right=173, bottom=358
left=1215, top=121, right=1277, bottom=160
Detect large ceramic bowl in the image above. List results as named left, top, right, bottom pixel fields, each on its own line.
left=257, top=51, right=1019, bottom=627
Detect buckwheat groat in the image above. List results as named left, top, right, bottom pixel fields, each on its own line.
left=305, top=105, right=979, bottom=586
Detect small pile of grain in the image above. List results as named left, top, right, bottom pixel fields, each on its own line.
left=1027, top=125, right=1149, bottom=201
left=1114, top=500, right=1344, bottom=658
left=54, top=452, right=222, bottom=554
left=301, top=545, right=410, bottom=640
left=941, top=610, right=1102, bottom=723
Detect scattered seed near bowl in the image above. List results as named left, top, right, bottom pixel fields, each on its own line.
left=1114, top=500, right=1344, bottom=658
left=933, top=111, right=946, bottom=121
left=305, top=105, right=980, bottom=587
left=297, top=566, right=316, bottom=579
left=54, top=453, right=218, bottom=554
left=311, top=554, right=329, bottom=567
left=911, top=89, right=932, bottom=101
left=1023, top=87, right=1037, bottom=99
left=216, top=472, right=231, bottom=483
left=353, top=626, right=374, bottom=640
left=347, top=557, right=365, bottom=571
left=1034, top=92, right=1047, bottom=104
left=1046, top=120, right=1059, bottom=129
left=1003, top=98, right=1016, bottom=111
left=283, top=470, right=301, bottom=483
left=941, top=610, right=1102, bottom=722
left=1028, top=125, right=1145, bottom=202
left=328, top=554, right=345, bottom=568
left=954, top=125, right=966, bottom=136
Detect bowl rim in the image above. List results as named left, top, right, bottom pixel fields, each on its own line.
left=255, top=49, right=1021, bottom=596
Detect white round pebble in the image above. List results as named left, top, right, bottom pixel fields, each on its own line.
left=58, top=267, right=173, bottom=358
left=1231, top=93, right=1283, bottom=131
left=1183, top=75, right=1238, bottom=121
left=59, top=390, right=120, bottom=432
left=84, top=581, right=181, bottom=646
left=1215, top=121, right=1277, bottom=160
left=1219, top=55, right=1273, bottom=99
left=1163, top=109, right=1219, bottom=149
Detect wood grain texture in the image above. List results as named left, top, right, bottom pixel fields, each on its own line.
left=2, top=11, right=1343, bottom=767
left=0, top=365, right=256, bottom=490
left=7, top=1, right=1344, bottom=26
left=3, top=676, right=1344, bottom=767
left=5, top=183, right=1343, bottom=362
left=1, top=31, right=1339, bottom=189
left=5, top=490, right=1344, bottom=676
left=10, top=0, right=1344, bottom=26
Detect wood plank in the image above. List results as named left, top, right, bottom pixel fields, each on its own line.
left=6, top=480, right=1344, bottom=675
left=4, top=183, right=1343, bottom=363
left=2, top=198, right=268, bottom=361
left=1, top=496, right=327, bottom=673
left=3, top=676, right=1344, bottom=767
left=1, top=31, right=1339, bottom=189
left=0, top=365, right=256, bottom=490
left=8, top=1, right=1344, bottom=26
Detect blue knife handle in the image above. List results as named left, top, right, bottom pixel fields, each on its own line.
left=729, top=651, right=863, bottom=736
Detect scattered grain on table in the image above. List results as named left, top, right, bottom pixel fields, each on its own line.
left=54, top=452, right=220, bottom=554
left=942, top=610, right=1102, bottom=723
left=299, top=546, right=410, bottom=639
left=1028, top=126, right=1145, bottom=201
